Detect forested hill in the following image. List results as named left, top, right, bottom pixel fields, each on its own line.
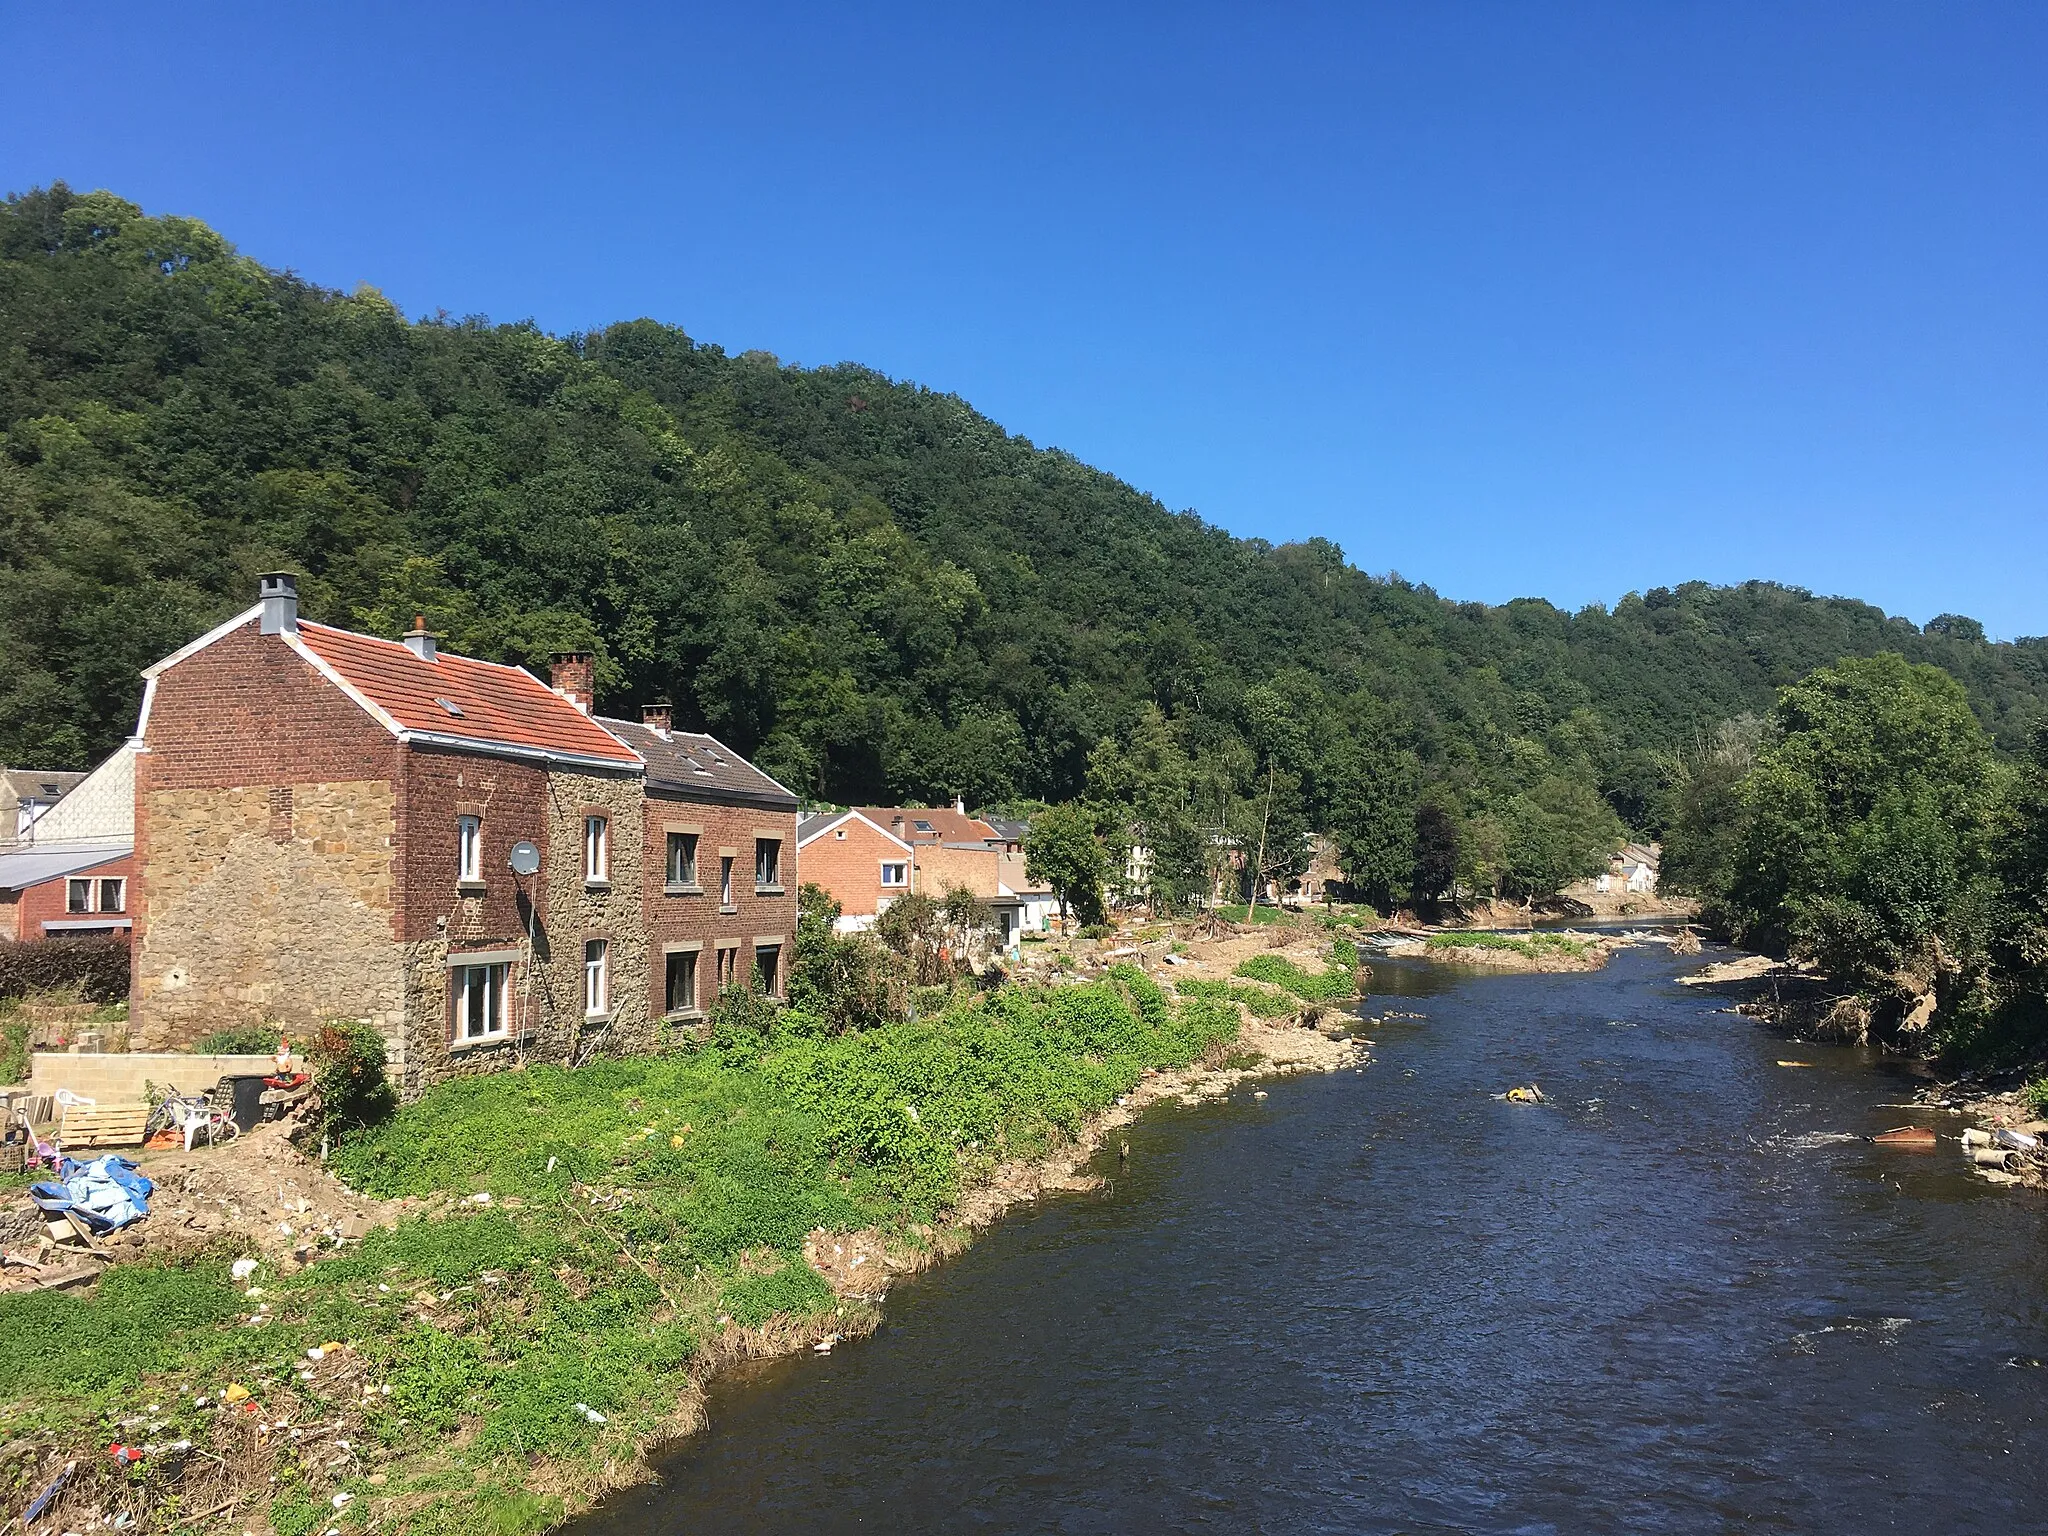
left=5, top=183, right=2046, bottom=863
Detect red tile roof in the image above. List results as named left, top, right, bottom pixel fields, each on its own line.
left=857, top=806, right=1000, bottom=844
left=296, top=624, right=640, bottom=766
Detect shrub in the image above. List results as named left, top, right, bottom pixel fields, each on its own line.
left=1233, top=953, right=1357, bottom=1002
left=191, top=1024, right=281, bottom=1055
left=2024, top=1077, right=2048, bottom=1117
left=0, top=935, right=128, bottom=1003
left=1, top=1017, right=27, bottom=1084
left=312, top=1019, right=397, bottom=1134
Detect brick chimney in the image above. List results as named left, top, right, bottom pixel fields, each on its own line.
left=642, top=701, right=673, bottom=736
left=891, top=814, right=906, bottom=839
left=549, top=651, right=595, bottom=713
left=402, top=613, right=438, bottom=663
left=258, top=572, right=299, bottom=637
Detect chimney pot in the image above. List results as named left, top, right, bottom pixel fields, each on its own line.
left=258, top=572, right=299, bottom=637
left=402, top=614, right=439, bottom=663
left=549, top=651, right=595, bottom=713
left=642, top=701, right=673, bottom=735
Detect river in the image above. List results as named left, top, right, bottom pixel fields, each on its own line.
left=574, top=945, right=2048, bottom=1533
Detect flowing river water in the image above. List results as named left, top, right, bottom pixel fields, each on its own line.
left=575, top=945, right=2048, bottom=1533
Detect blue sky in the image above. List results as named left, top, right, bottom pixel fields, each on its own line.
left=5, top=2, right=2044, bottom=636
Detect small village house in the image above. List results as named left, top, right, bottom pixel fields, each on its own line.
left=127, top=573, right=793, bottom=1099
left=795, top=809, right=918, bottom=933
left=0, top=745, right=137, bottom=945
left=797, top=800, right=1055, bottom=950
left=1, top=766, right=87, bottom=842
left=594, top=705, right=799, bottom=1023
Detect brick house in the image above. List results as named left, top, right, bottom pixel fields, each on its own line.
left=0, top=744, right=137, bottom=945
left=593, top=706, right=799, bottom=1023
left=131, top=573, right=654, bottom=1097
left=795, top=810, right=917, bottom=932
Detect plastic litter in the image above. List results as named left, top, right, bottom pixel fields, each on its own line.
left=231, top=1258, right=259, bottom=1282
left=1994, top=1128, right=2041, bottom=1153
left=1496, top=1084, right=1547, bottom=1104
left=571, top=1402, right=607, bottom=1424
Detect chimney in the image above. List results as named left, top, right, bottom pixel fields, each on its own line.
left=402, top=613, right=438, bottom=663
left=642, top=701, right=673, bottom=736
left=258, top=572, right=299, bottom=637
left=953, top=795, right=966, bottom=816
left=891, top=814, right=906, bottom=839
left=549, top=651, right=595, bottom=713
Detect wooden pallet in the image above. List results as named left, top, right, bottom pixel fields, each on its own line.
left=57, top=1103, right=151, bottom=1148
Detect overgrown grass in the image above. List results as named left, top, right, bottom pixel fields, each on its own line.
left=1423, top=931, right=1592, bottom=959
left=189, top=1023, right=283, bottom=1055
left=1, top=1014, right=27, bottom=1084
left=4, top=969, right=1238, bottom=1535
left=1232, top=953, right=1359, bottom=1003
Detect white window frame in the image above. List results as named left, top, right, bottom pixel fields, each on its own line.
left=97, top=877, right=125, bottom=914
left=457, top=815, right=482, bottom=883
left=584, top=816, right=610, bottom=885
left=719, top=855, right=734, bottom=907
left=880, top=861, right=908, bottom=888
left=584, top=937, right=610, bottom=1018
left=454, top=962, right=510, bottom=1043
left=666, top=830, right=698, bottom=888
left=66, top=878, right=92, bottom=913
left=664, top=949, right=699, bottom=1015
left=755, top=837, right=781, bottom=890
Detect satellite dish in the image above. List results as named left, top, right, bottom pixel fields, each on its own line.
left=508, top=840, right=541, bottom=877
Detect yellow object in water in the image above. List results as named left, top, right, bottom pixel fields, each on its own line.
left=1777, top=1060, right=1815, bottom=1068
left=1503, top=1085, right=1547, bottom=1103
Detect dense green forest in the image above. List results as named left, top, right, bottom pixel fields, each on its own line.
left=5, top=184, right=2046, bottom=903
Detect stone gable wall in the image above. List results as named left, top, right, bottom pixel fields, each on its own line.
left=132, top=780, right=402, bottom=1049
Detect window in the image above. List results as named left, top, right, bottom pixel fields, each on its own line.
left=64, top=876, right=126, bottom=914
left=715, top=945, right=740, bottom=990
left=584, top=938, right=609, bottom=1017
left=666, top=831, right=698, bottom=888
left=665, top=950, right=699, bottom=1014
left=457, top=816, right=482, bottom=883
left=754, top=943, right=781, bottom=997
left=755, top=838, right=781, bottom=890
left=881, top=861, right=908, bottom=888
left=719, top=855, right=735, bottom=908
left=453, top=962, right=510, bottom=1042
left=584, top=816, right=609, bottom=885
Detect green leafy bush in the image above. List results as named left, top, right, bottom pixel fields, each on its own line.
left=191, top=1024, right=282, bottom=1055
left=1232, top=953, right=1357, bottom=1002
left=0, top=935, right=128, bottom=1002
left=313, top=1019, right=397, bottom=1133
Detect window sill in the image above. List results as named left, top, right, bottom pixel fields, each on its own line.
left=456, top=880, right=487, bottom=896
left=754, top=884, right=785, bottom=897
left=719, top=904, right=739, bottom=916
left=450, top=1031, right=511, bottom=1052
left=663, top=1008, right=705, bottom=1023
left=582, top=1011, right=613, bottom=1026
left=584, top=879, right=612, bottom=893
left=664, top=883, right=704, bottom=897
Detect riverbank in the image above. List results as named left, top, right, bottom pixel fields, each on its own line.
left=0, top=966, right=1360, bottom=1536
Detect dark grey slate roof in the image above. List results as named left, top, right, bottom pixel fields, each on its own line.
left=596, top=719, right=799, bottom=809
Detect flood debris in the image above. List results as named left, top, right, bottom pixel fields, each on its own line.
left=1495, top=1084, right=1547, bottom=1104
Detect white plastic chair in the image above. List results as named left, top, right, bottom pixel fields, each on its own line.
left=52, top=1088, right=95, bottom=1149
left=165, top=1093, right=237, bottom=1152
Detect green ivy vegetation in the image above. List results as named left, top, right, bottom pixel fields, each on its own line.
left=8, top=184, right=2048, bottom=914
left=0, top=970, right=1236, bottom=1534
